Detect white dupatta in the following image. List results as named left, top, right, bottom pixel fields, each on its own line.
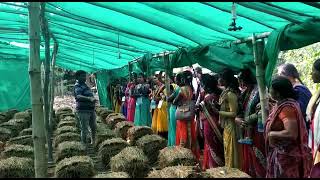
left=307, top=90, right=320, bottom=155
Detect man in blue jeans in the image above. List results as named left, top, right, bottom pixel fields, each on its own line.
left=74, top=70, right=96, bottom=150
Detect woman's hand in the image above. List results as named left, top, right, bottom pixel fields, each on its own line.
left=268, top=131, right=279, bottom=146
left=268, top=131, right=287, bottom=146
left=235, top=117, right=244, bottom=127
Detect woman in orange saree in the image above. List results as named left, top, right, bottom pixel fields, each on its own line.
left=174, top=70, right=200, bottom=160
left=265, top=76, right=312, bottom=178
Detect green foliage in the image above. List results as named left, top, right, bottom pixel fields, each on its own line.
left=275, top=42, right=320, bottom=94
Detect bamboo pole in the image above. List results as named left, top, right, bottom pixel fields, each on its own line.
left=128, top=62, right=132, bottom=81
left=28, top=2, right=47, bottom=177
left=49, top=41, right=58, bottom=155
left=252, top=34, right=268, bottom=125
left=164, top=53, right=171, bottom=127
left=40, top=2, right=53, bottom=163
left=233, top=32, right=270, bottom=44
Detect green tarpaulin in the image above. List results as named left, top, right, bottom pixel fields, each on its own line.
left=0, top=2, right=320, bottom=110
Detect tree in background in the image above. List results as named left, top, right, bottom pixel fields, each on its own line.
left=276, top=42, right=320, bottom=94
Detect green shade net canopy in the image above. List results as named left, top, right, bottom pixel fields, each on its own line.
left=0, top=2, right=320, bottom=110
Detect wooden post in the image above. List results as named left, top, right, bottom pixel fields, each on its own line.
left=164, top=53, right=171, bottom=125
left=128, top=62, right=132, bottom=81
left=28, top=2, right=47, bottom=177
left=233, top=32, right=270, bottom=45
left=61, top=79, right=64, bottom=96
left=40, top=2, right=53, bottom=163
left=252, top=34, right=268, bottom=125
left=48, top=41, right=58, bottom=163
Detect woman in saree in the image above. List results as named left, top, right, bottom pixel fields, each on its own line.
left=198, top=74, right=224, bottom=170
left=120, top=78, right=128, bottom=118
left=217, top=68, right=240, bottom=168
left=126, top=72, right=137, bottom=122
left=167, top=73, right=182, bottom=147
left=174, top=70, right=200, bottom=160
left=133, top=73, right=152, bottom=126
left=151, top=72, right=169, bottom=139
left=235, top=69, right=266, bottom=177
left=113, top=84, right=121, bottom=113
left=307, top=58, right=320, bottom=165
left=265, top=76, right=312, bottom=178
left=278, top=63, right=312, bottom=128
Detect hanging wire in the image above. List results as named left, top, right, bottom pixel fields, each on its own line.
left=231, top=2, right=237, bottom=20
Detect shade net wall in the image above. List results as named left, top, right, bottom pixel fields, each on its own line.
left=0, top=2, right=320, bottom=110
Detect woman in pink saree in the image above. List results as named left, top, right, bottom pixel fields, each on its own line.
left=265, top=76, right=312, bottom=178
left=126, top=72, right=137, bottom=122
left=199, top=74, right=224, bottom=170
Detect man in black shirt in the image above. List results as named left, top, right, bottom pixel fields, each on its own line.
left=74, top=70, right=97, bottom=149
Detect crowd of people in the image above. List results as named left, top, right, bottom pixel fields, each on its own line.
left=75, top=58, right=320, bottom=178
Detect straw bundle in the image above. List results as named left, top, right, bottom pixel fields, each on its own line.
left=7, top=135, right=33, bottom=146
left=55, top=108, right=73, bottom=122
left=59, top=113, right=76, bottom=122
left=1, top=144, right=33, bottom=159
left=0, top=157, right=34, bottom=178
left=56, top=107, right=73, bottom=115
left=19, top=128, right=32, bottom=136
left=57, top=120, right=76, bottom=129
left=55, top=141, right=86, bottom=163
left=127, top=126, right=154, bottom=145
left=98, top=108, right=114, bottom=121
left=136, top=134, right=167, bottom=165
left=114, top=121, right=134, bottom=140
left=98, top=138, right=129, bottom=167
left=8, top=118, right=30, bottom=130
left=96, top=122, right=111, bottom=133
left=0, top=121, right=24, bottom=137
left=95, top=128, right=116, bottom=149
left=54, top=132, right=81, bottom=148
left=56, top=126, right=79, bottom=136
left=96, top=116, right=103, bottom=123
left=105, top=113, right=126, bottom=129
left=13, top=112, right=31, bottom=121
left=0, top=113, right=7, bottom=124
left=110, top=146, right=149, bottom=178
left=55, top=156, right=95, bottom=178
left=94, top=172, right=130, bottom=178
left=0, top=141, right=4, bottom=153
left=5, top=109, right=18, bottom=120
left=147, top=165, right=201, bottom=178
left=158, top=147, right=196, bottom=169
left=202, top=167, right=251, bottom=178
left=51, top=117, right=59, bottom=131
left=95, top=106, right=104, bottom=116
left=60, top=115, right=76, bottom=122
left=25, top=109, right=32, bottom=116
left=0, top=127, right=12, bottom=142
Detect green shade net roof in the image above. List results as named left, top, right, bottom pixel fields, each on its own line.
left=0, top=2, right=320, bottom=110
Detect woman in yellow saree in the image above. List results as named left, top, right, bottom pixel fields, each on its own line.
left=217, top=68, right=241, bottom=168
left=152, top=72, right=169, bottom=139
